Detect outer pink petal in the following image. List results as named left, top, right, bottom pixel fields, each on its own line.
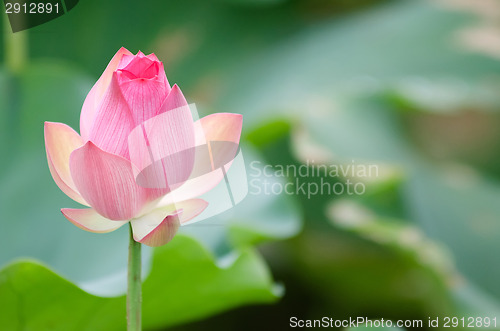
left=157, top=113, right=242, bottom=205
left=127, top=84, right=195, bottom=193
left=157, top=62, right=170, bottom=91
left=191, top=112, right=242, bottom=178
left=133, top=212, right=181, bottom=247
left=70, top=141, right=146, bottom=220
left=80, top=47, right=133, bottom=140
left=44, top=122, right=88, bottom=206
left=131, top=199, right=208, bottom=247
left=89, top=72, right=136, bottom=159
left=61, top=208, right=128, bottom=233
left=158, top=84, right=187, bottom=114
left=194, top=113, right=243, bottom=145
left=118, top=54, right=135, bottom=70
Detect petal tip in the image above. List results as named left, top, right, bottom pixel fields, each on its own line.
left=118, top=46, right=131, bottom=53
left=134, top=213, right=181, bottom=247
left=61, top=208, right=128, bottom=233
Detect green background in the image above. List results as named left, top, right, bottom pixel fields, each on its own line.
left=1, top=0, right=500, bottom=330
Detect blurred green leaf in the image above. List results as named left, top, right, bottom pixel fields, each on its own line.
left=212, top=0, right=500, bottom=172
left=0, top=69, right=11, bottom=166
left=0, top=235, right=280, bottom=330
left=248, top=118, right=500, bottom=322
left=326, top=166, right=500, bottom=317
left=218, top=0, right=500, bottom=124
left=220, top=0, right=288, bottom=5
left=182, top=145, right=302, bottom=258
left=248, top=128, right=456, bottom=321
left=404, top=165, right=500, bottom=300
left=207, top=0, right=500, bottom=315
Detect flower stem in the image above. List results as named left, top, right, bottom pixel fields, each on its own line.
left=3, top=12, right=28, bottom=73
left=127, top=223, right=142, bottom=331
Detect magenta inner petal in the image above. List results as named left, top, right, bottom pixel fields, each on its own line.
left=122, top=56, right=157, bottom=79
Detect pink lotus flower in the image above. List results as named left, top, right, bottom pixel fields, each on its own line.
left=44, top=48, right=242, bottom=247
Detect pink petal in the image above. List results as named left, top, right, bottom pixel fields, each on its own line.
left=119, top=56, right=155, bottom=79
left=157, top=62, right=170, bottom=91
left=190, top=112, right=243, bottom=178
left=159, top=84, right=187, bottom=114
left=127, top=85, right=195, bottom=193
left=141, top=62, right=160, bottom=80
left=80, top=47, right=132, bottom=140
left=158, top=113, right=242, bottom=205
left=117, top=54, right=135, bottom=70
left=70, top=141, right=146, bottom=220
left=116, top=68, right=169, bottom=125
left=176, top=198, right=209, bottom=224
left=194, top=112, right=243, bottom=144
left=89, top=72, right=136, bottom=159
left=61, top=208, right=128, bottom=233
left=146, top=53, right=160, bottom=62
left=133, top=212, right=181, bottom=247
left=131, top=199, right=208, bottom=247
left=44, top=122, right=88, bottom=206
left=118, top=53, right=170, bottom=91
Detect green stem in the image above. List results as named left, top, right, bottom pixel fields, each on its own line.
left=3, top=11, right=28, bottom=72
left=127, top=223, right=142, bottom=331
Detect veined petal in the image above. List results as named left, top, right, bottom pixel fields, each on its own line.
left=44, top=122, right=88, bottom=206
left=119, top=55, right=155, bottom=78
left=89, top=72, right=135, bottom=159
left=132, top=211, right=181, bottom=247
left=117, top=68, right=169, bottom=125
left=128, top=85, right=195, bottom=193
left=70, top=141, right=146, bottom=220
left=146, top=53, right=160, bottom=62
left=131, top=199, right=208, bottom=247
left=191, top=112, right=242, bottom=178
left=61, top=208, right=128, bottom=233
left=119, top=53, right=170, bottom=97
left=159, top=84, right=187, bottom=114
left=80, top=47, right=132, bottom=140
left=157, top=62, right=170, bottom=91
left=194, top=113, right=243, bottom=145
left=117, top=54, right=134, bottom=70
left=158, top=113, right=242, bottom=205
